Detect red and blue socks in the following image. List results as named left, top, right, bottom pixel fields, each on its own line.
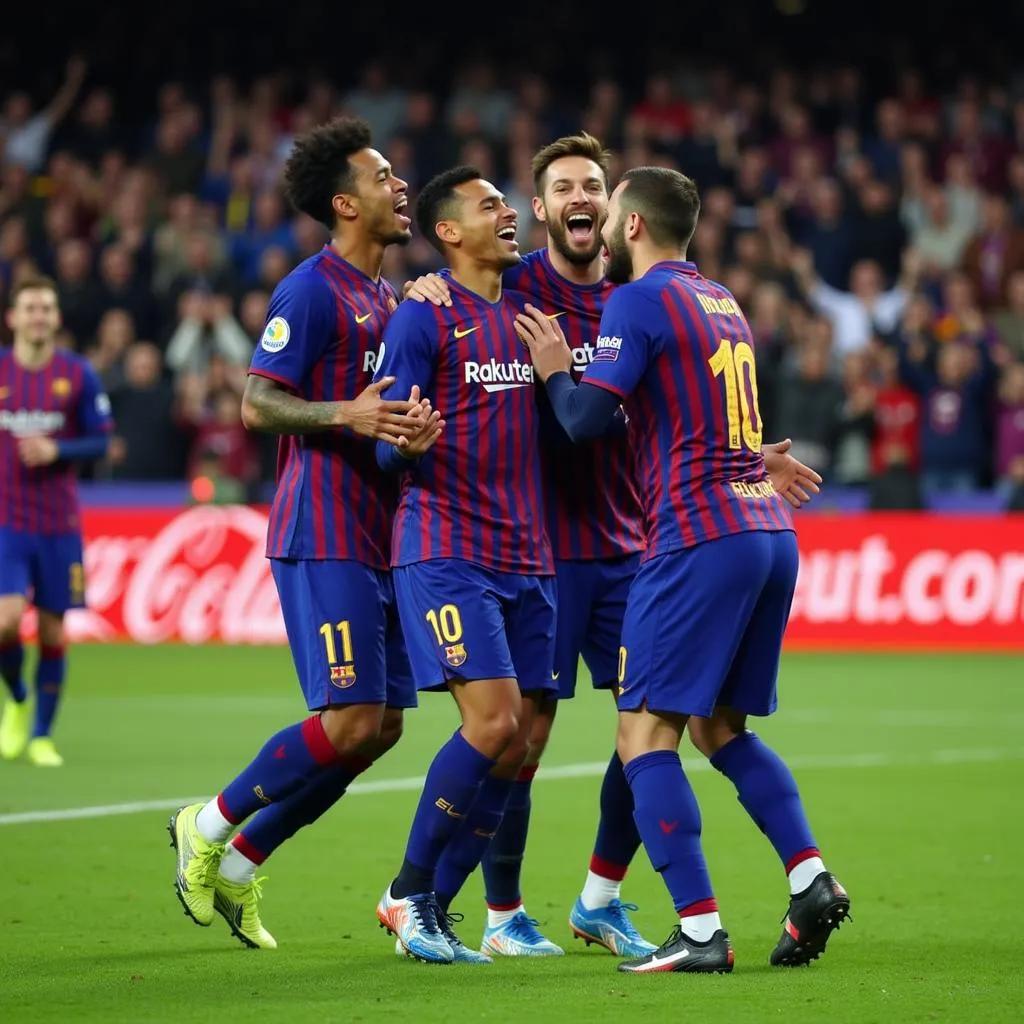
left=710, top=731, right=825, bottom=894
left=435, top=773, right=514, bottom=912
left=218, top=755, right=372, bottom=883
left=482, top=763, right=535, bottom=919
left=580, top=752, right=641, bottom=908
left=196, top=716, right=340, bottom=842
left=391, top=728, right=496, bottom=899
left=625, top=749, right=722, bottom=941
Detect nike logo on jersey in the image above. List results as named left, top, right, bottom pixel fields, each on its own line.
left=453, top=325, right=479, bottom=338
left=355, top=312, right=373, bottom=324
left=659, top=819, right=679, bottom=834
left=546, top=312, right=565, bottom=319
left=551, top=670, right=560, bottom=680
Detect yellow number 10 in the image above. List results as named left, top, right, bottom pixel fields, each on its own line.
left=319, top=620, right=354, bottom=664
left=708, top=339, right=762, bottom=452
left=426, top=604, right=463, bottom=645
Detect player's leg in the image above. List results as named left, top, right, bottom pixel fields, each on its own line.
left=239, top=575, right=418, bottom=953
left=431, top=684, right=543, bottom=964
left=0, top=528, right=31, bottom=759
left=24, top=533, right=85, bottom=767
left=615, top=540, right=770, bottom=974
left=689, top=530, right=850, bottom=967
left=379, top=561, right=520, bottom=963
left=220, top=571, right=412, bottom=889
left=481, top=559, right=581, bottom=955
left=480, top=695, right=553, bottom=920
left=446, top=577, right=557, bottom=958
left=171, top=559, right=389, bottom=944
left=569, top=554, right=655, bottom=957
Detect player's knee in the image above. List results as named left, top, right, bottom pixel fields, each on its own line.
left=687, top=712, right=744, bottom=759
left=36, top=612, right=65, bottom=648
left=0, top=600, right=24, bottom=640
left=463, top=708, right=520, bottom=759
left=526, top=705, right=555, bottom=764
left=319, top=703, right=385, bottom=756
left=376, top=708, right=405, bottom=755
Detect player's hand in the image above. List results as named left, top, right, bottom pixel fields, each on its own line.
left=338, top=377, right=423, bottom=446
left=18, top=435, right=60, bottom=467
left=514, top=303, right=573, bottom=382
left=763, top=438, right=822, bottom=509
left=403, top=274, right=452, bottom=307
left=396, top=385, right=445, bottom=458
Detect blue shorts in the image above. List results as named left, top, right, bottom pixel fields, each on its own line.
left=554, top=554, right=640, bottom=698
left=0, top=528, right=85, bottom=615
left=393, top=559, right=557, bottom=694
left=270, top=558, right=416, bottom=712
left=617, top=530, right=798, bottom=718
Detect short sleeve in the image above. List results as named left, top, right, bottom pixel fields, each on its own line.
left=248, top=270, right=336, bottom=390
left=581, top=284, right=658, bottom=401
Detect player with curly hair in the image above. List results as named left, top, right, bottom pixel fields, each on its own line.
left=166, top=117, right=443, bottom=950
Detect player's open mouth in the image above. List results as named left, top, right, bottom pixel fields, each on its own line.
left=566, top=211, right=595, bottom=245
left=497, top=225, right=519, bottom=249
left=394, top=198, right=411, bottom=228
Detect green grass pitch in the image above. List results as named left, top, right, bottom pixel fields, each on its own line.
left=1, top=647, right=1022, bottom=1022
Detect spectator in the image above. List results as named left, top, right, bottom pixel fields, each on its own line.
left=911, top=184, right=973, bottom=274
left=773, top=320, right=845, bottom=478
left=1, top=58, right=87, bottom=172
left=994, top=362, right=1024, bottom=504
left=852, top=180, right=906, bottom=286
left=164, top=293, right=252, bottom=380
left=871, top=343, right=922, bottom=478
left=107, top=342, right=186, bottom=479
left=991, top=269, right=1024, bottom=361
left=899, top=336, right=997, bottom=494
left=832, top=350, right=876, bottom=485
left=792, top=247, right=920, bottom=356
left=961, top=193, right=1024, bottom=311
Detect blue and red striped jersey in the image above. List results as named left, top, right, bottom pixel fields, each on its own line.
left=0, top=348, right=113, bottom=535
left=583, top=260, right=793, bottom=559
left=249, top=245, right=400, bottom=567
left=503, top=249, right=644, bottom=561
left=374, top=274, right=553, bottom=575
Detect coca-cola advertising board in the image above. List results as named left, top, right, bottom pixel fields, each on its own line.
left=18, top=507, right=1024, bottom=650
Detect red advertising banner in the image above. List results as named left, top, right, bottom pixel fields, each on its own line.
left=787, top=514, right=1024, bottom=650
left=18, top=507, right=1024, bottom=650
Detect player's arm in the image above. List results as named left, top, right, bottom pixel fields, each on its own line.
left=243, top=273, right=420, bottom=444
left=19, top=363, right=113, bottom=468
left=516, top=294, right=652, bottom=442
left=374, top=307, right=443, bottom=471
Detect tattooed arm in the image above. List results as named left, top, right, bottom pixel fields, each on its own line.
left=242, top=373, right=423, bottom=445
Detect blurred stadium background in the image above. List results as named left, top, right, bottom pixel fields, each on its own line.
left=1, top=2, right=1022, bottom=1021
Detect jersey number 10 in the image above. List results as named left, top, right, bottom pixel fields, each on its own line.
left=708, top=339, right=762, bottom=452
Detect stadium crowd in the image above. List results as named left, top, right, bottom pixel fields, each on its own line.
left=2, top=52, right=1024, bottom=510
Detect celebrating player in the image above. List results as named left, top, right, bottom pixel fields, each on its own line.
left=406, top=135, right=822, bottom=958
left=518, top=166, right=850, bottom=974
left=168, top=118, right=441, bottom=950
left=373, top=166, right=558, bottom=964
left=0, top=276, right=113, bottom=768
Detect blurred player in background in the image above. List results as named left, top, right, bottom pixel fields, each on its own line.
left=168, top=118, right=441, bottom=951
left=0, top=276, right=112, bottom=768
left=520, top=166, right=850, bottom=974
left=373, top=166, right=558, bottom=964
left=407, top=135, right=821, bottom=959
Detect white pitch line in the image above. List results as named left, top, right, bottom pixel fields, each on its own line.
left=0, top=747, right=1020, bottom=828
